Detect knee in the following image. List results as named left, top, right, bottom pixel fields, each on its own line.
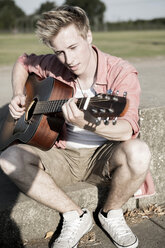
left=122, top=139, right=151, bottom=176
left=0, top=145, right=23, bottom=176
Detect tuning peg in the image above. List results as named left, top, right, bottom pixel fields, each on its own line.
left=116, top=90, right=119, bottom=95
left=91, top=108, right=98, bottom=114
left=95, top=117, right=101, bottom=126
left=107, top=89, right=113, bottom=95
left=123, top=91, right=127, bottom=97
left=97, top=94, right=103, bottom=98
left=104, top=117, right=109, bottom=125
left=108, top=108, right=114, bottom=113
left=112, top=117, right=117, bottom=125
left=99, top=108, right=106, bottom=113
left=112, top=96, right=118, bottom=102
left=104, top=95, right=111, bottom=100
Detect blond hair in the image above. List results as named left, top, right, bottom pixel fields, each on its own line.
left=36, top=5, right=90, bottom=47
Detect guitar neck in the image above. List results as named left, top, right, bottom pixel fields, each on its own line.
left=30, top=93, right=128, bottom=119
left=33, top=98, right=86, bottom=115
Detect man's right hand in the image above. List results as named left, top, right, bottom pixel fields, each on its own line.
left=9, top=94, right=26, bottom=120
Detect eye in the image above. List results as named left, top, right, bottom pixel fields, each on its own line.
left=55, top=51, right=63, bottom=56
left=70, top=45, right=77, bottom=50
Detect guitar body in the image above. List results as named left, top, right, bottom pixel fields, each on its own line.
left=0, top=75, right=73, bottom=151
left=0, top=74, right=129, bottom=151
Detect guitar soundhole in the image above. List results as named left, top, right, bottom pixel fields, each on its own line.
left=25, top=99, right=37, bottom=122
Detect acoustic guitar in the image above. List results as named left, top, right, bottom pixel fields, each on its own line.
left=0, top=74, right=129, bottom=151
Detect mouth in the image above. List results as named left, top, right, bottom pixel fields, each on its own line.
left=69, top=64, right=79, bottom=71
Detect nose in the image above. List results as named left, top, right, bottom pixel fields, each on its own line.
left=64, top=50, right=74, bottom=66
left=56, top=50, right=74, bottom=66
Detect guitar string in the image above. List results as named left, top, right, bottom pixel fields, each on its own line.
left=35, top=97, right=122, bottom=113
left=34, top=83, right=124, bottom=115
left=36, top=97, right=121, bottom=108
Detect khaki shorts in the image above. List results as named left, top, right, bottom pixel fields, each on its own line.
left=32, top=141, right=120, bottom=188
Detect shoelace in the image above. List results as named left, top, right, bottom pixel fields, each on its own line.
left=107, top=216, right=132, bottom=239
left=56, top=218, right=81, bottom=243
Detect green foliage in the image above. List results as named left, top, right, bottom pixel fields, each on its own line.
left=106, top=18, right=165, bottom=31
left=16, top=1, right=57, bottom=32
left=0, top=0, right=25, bottom=30
left=0, top=0, right=164, bottom=32
left=34, top=1, right=56, bottom=15
left=64, top=0, right=106, bottom=30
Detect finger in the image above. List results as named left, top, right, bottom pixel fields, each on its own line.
left=9, top=104, right=24, bottom=119
left=11, top=96, right=26, bottom=112
left=9, top=110, right=23, bottom=119
left=62, top=98, right=77, bottom=122
left=10, top=101, right=25, bottom=113
left=15, top=94, right=26, bottom=107
left=19, top=95, right=26, bottom=107
left=62, top=102, right=69, bottom=121
left=9, top=97, right=25, bottom=119
left=66, top=98, right=78, bottom=119
left=68, top=98, right=82, bottom=117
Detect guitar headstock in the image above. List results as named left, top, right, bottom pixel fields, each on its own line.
left=87, top=93, right=128, bottom=117
left=78, top=91, right=129, bottom=126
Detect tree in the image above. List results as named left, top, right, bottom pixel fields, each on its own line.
left=0, top=0, right=25, bottom=30
left=64, top=0, right=106, bottom=30
left=34, top=1, right=57, bottom=15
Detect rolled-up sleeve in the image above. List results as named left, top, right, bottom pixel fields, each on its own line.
left=116, top=72, right=141, bottom=138
left=18, top=53, right=57, bottom=78
left=107, top=59, right=141, bottom=138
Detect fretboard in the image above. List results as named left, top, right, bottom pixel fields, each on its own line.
left=33, top=98, right=86, bottom=115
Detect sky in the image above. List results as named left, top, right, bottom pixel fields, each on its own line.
left=14, top=0, right=165, bottom=22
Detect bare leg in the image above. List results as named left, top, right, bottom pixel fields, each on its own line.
left=0, top=145, right=83, bottom=215
left=103, top=139, right=151, bottom=211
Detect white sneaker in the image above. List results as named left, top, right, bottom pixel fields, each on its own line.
left=52, top=208, right=93, bottom=248
left=98, top=209, right=138, bottom=248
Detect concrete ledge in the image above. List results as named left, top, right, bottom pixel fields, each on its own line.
left=0, top=104, right=165, bottom=242
left=0, top=174, right=137, bottom=242
left=138, top=106, right=165, bottom=207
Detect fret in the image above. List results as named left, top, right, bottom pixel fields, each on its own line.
left=77, top=98, right=85, bottom=110
left=33, top=99, right=68, bottom=115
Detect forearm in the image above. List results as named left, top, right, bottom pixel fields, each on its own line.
left=91, top=119, right=133, bottom=141
left=12, top=60, right=29, bottom=97
left=62, top=98, right=133, bottom=141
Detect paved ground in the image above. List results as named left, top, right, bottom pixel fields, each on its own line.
left=24, top=215, right=165, bottom=248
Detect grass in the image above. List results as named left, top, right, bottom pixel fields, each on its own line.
left=0, top=33, right=51, bottom=66
left=93, top=30, right=165, bottom=58
left=0, top=30, right=165, bottom=66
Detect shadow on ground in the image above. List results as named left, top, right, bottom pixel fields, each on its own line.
left=0, top=104, right=33, bottom=247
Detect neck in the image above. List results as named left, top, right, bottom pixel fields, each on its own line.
left=77, top=47, right=97, bottom=90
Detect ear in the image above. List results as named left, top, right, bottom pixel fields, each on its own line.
left=87, top=30, right=93, bottom=44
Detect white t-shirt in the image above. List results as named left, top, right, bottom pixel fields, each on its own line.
left=66, top=87, right=107, bottom=148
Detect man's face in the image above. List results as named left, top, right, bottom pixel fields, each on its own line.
left=50, top=24, right=93, bottom=76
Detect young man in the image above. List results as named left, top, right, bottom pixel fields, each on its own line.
left=0, top=5, right=151, bottom=248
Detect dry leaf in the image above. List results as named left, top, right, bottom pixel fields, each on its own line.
left=44, top=231, right=54, bottom=239
left=124, top=204, right=165, bottom=224
left=79, top=231, right=96, bottom=244
left=78, top=230, right=102, bottom=247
